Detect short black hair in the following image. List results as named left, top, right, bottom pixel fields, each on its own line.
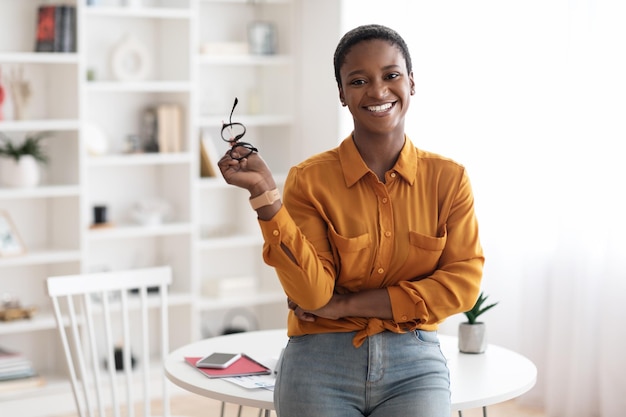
left=333, top=24, right=413, bottom=87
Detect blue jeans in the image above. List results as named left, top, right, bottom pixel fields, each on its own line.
left=274, top=330, right=450, bottom=417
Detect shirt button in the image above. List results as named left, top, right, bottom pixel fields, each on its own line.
left=382, top=197, right=388, bottom=204
left=377, top=268, right=384, bottom=274
left=390, top=172, right=397, bottom=178
left=385, top=231, right=392, bottom=237
left=401, top=315, right=408, bottom=321
left=272, top=230, right=279, bottom=236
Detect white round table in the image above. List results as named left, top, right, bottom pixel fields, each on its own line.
left=165, top=329, right=536, bottom=413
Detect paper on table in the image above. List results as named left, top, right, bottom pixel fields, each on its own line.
left=223, top=374, right=276, bottom=390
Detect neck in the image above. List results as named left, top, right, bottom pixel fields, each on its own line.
left=351, top=132, right=404, bottom=181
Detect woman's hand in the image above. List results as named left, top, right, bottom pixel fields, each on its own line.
left=218, top=149, right=276, bottom=195
left=288, top=289, right=393, bottom=322
left=287, top=294, right=347, bottom=322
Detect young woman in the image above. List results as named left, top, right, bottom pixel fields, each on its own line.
left=218, top=24, right=484, bottom=417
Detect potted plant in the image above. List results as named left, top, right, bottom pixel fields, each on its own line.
left=0, top=131, right=49, bottom=188
left=458, top=291, right=498, bottom=354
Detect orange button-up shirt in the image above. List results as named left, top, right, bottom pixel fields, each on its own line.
left=259, top=135, right=484, bottom=347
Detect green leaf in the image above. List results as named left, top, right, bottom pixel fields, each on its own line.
left=463, top=292, right=499, bottom=324
left=0, top=131, right=50, bottom=164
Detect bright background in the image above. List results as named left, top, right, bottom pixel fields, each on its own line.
left=339, top=1, right=626, bottom=416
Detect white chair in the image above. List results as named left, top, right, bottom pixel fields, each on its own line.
left=46, top=266, right=176, bottom=417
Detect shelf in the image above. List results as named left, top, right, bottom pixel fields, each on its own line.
left=83, top=6, right=192, bottom=20
left=87, top=153, right=192, bottom=167
left=198, top=114, right=293, bottom=127
left=196, top=291, right=285, bottom=312
left=199, top=0, right=291, bottom=4
left=85, top=81, right=192, bottom=93
left=0, top=185, right=80, bottom=200
left=0, top=120, right=80, bottom=132
left=0, top=249, right=81, bottom=268
left=0, top=313, right=58, bottom=335
left=197, top=54, right=292, bottom=66
left=0, top=52, right=79, bottom=64
left=198, top=234, right=263, bottom=250
left=87, top=222, right=193, bottom=240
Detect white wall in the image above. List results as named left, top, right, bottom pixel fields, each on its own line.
left=337, top=0, right=626, bottom=355
left=295, top=0, right=343, bottom=160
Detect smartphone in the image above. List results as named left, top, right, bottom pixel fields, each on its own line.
left=196, top=352, right=242, bottom=369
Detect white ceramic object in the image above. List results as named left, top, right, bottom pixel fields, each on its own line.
left=0, top=155, right=40, bottom=188
left=458, top=322, right=487, bottom=354
left=111, top=34, right=151, bottom=82
left=84, top=122, right=109, bottom=156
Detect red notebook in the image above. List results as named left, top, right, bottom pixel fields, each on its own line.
left=185, top=354, right=271, bottom=378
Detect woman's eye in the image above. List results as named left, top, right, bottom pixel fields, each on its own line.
left=386, top=73, right=400, bottom=80
left=350, top=79, right=365, bottom=86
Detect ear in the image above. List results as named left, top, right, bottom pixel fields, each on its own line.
left=409, top=72, right=416, bottom=95
left=338, top=87, right=347, bottom=106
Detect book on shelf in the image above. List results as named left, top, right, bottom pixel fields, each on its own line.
left=0, top=347, right=44, bottom=393
left=0, top=375, right=45, bottom=393
left=156, top=104, right=183, bottom=153
left=34, top=5, right=77, bottom=53
left=199, top=129, right=221, bottom=177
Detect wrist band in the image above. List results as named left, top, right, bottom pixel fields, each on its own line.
left=249, top=188, right=280, bottom=210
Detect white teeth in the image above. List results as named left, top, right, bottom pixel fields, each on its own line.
left=368, top=103, right=392, bottom=112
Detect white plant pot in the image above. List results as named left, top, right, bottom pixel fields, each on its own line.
left=0, top=156, right=41, bottom=188
left=458, top=322, right=487, bottom=354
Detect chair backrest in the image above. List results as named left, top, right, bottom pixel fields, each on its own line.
left=47, top=266, right=173, bottom=417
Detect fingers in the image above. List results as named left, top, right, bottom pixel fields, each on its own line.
left=287, top=299, right=316, bottom=322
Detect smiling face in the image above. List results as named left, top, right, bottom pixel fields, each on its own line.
left=338, top=39, right=415, bottom=139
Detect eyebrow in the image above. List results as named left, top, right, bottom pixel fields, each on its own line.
left=345, top=64, right=403, bottom=79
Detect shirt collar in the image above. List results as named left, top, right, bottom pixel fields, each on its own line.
left=338, top=134, right=418, bottom=187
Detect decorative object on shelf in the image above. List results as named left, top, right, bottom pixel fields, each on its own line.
left=110, top=346, right=137, bottom=371
left=125, top=134, right=142, bottom=153
left=248, top=21, right=276, bottom=55
left=0, top=293, right=36, bottom=320
left=130, top=198, right=172, bottom=226
left=6, top=66, right=32, bottom=121
left=90, top=204, right=113, bottom=229
left=0, top=131, right=49, bottom=188
left=86, top=68, right=97, bottom=81
left=84, top=122, right=110, bottom=156
left=0, top=211, right=25, bottom=257
left=110, top=33, right=151, bottom=82
left=141, top=108, right=159, bottom=152
left=458, top=291, right=499, bottom=354
left=221, top=308, right=259, bottom=335
left=0, top=69, right=5, bottom=121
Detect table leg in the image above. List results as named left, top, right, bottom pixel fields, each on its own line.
left=458, top=406, right=487, bottom=417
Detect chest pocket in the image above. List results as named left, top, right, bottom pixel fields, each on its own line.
left=406, top=228, right=447, bottom=278
left=328, top=227, right=371, bottom=290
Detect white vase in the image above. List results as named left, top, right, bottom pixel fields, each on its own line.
left=0, top=155, right=41, bottom=187
left=458, top=322, right=487, bottom=354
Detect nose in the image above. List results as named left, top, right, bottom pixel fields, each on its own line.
left=368, top=79, right=388, bottom=99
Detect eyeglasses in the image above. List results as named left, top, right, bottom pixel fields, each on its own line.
left=221, top=97, right=258, bottom=161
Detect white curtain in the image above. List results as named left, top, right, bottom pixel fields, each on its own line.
left=340, top=1, right=626, bottom=416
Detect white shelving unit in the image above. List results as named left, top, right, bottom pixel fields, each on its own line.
left=1, top=0, right=344, bottom=414
left=192, top=0, right=296, bottom=339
